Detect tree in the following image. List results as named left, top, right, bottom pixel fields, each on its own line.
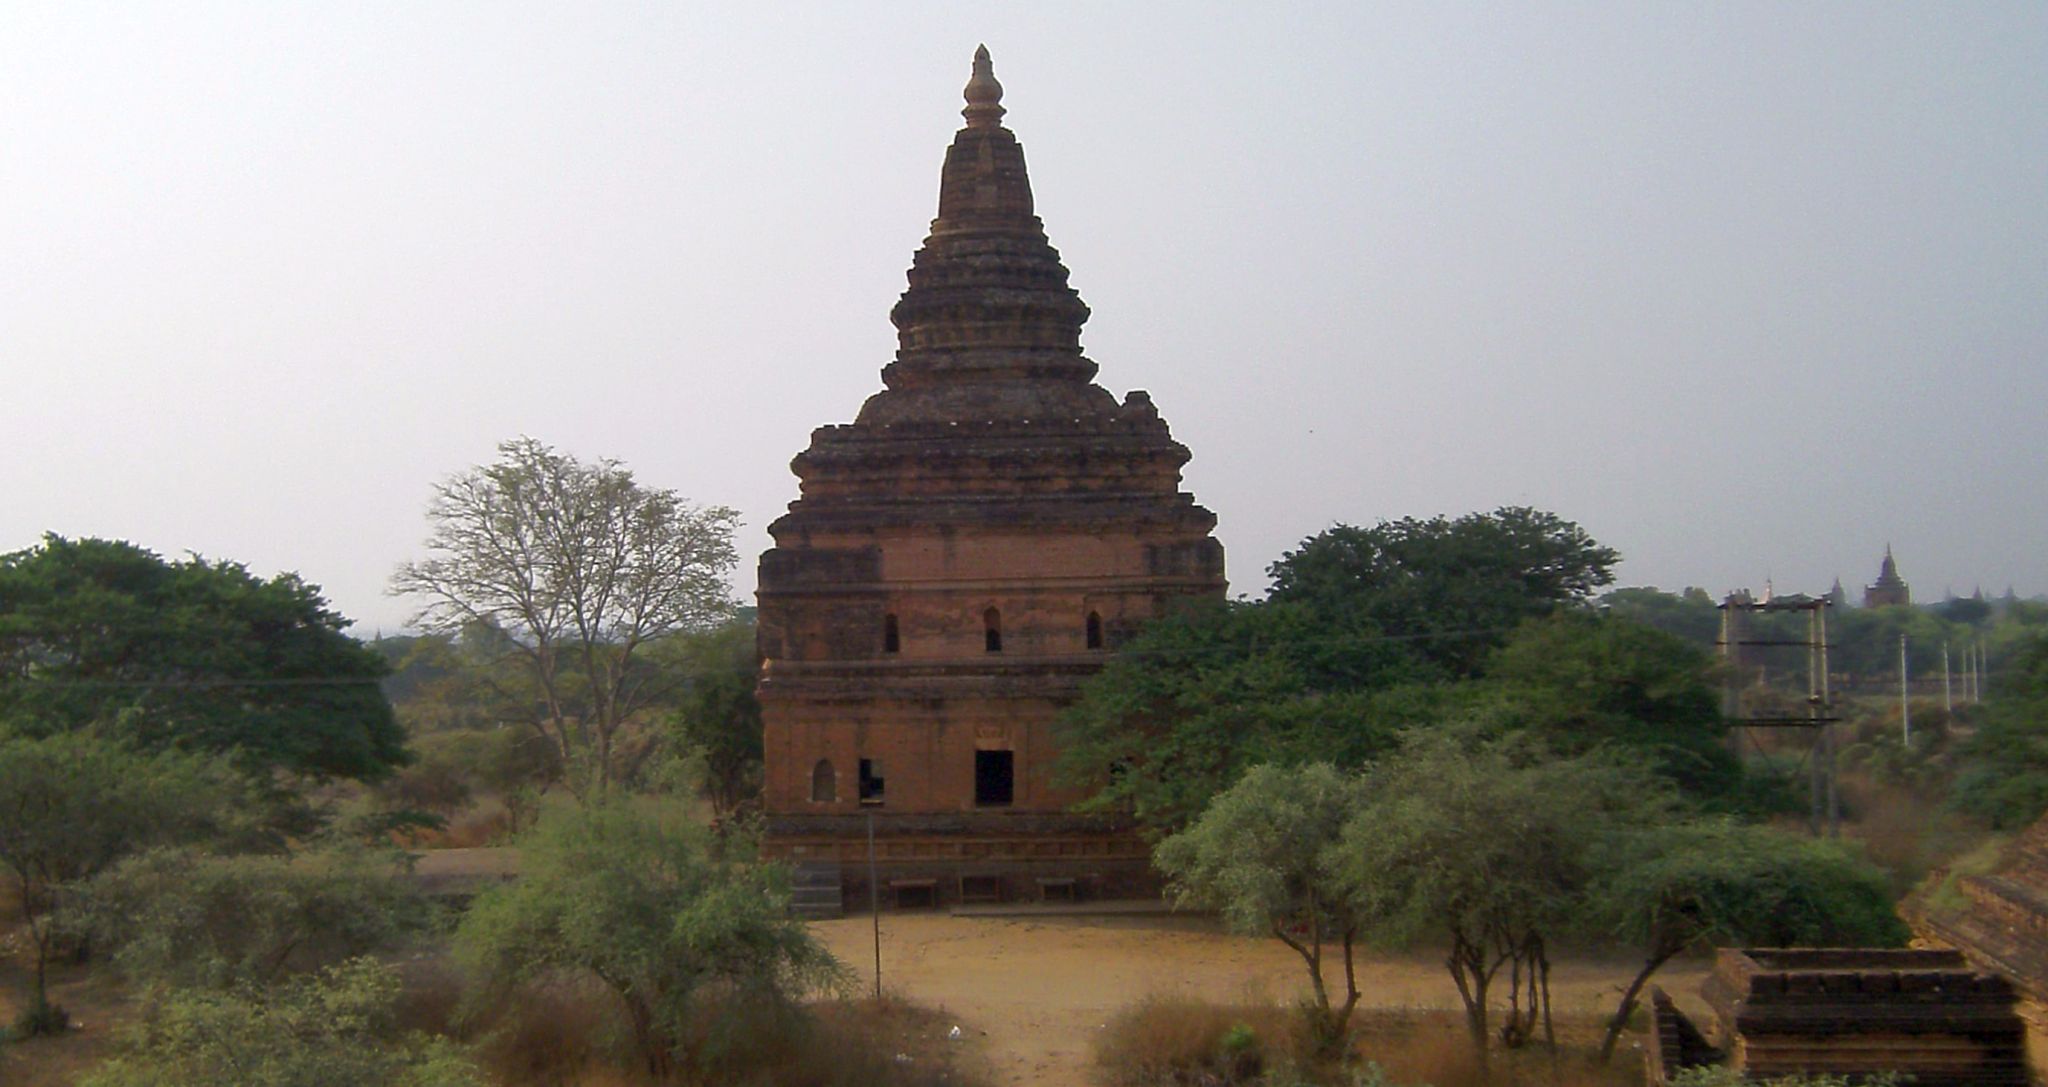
left=660, top=619, right=764, bottom=819
left=67, top=844, right=433, bottom=991
left=392, top=438, right=741, bottom=794
left=453, top=801, right=845, bottom=1078
left=1338, top=730, right=1674, bottom=1067
left=0, top=536, right=406, bottom=783
left=80, top=957, right=483, bottom=1087
left=1599, top=586, right=1722, bottom=650
left=1268, top=507, right=1619, bottom=679
left=1952, top=631, right=2048, bottom=828
left=1588, top=819, right=1907, bottom=1062
left=0, top=732, right=249, bottom=1026
left=1055, top=600, right=1419, bottom=832
left=1154, top=763, right=1370, bottom=1051
left=1485, top=612, right=1741, bottom=803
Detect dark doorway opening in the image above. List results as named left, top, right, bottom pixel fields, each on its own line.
left=1086, top=611, right=1103, bottom=650
left=975, top=749, right=1014, bottom=807
left=984, top=607, right=1002, bottom=652
left=858, top=758, right=885, bottom=805
left=883, top=613, right=900, bottom=654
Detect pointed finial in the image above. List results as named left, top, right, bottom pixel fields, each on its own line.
left=963, top=44, right=1005, bottom=127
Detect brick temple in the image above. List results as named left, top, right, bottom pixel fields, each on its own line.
left=755, top=48, right=1226, bottom=908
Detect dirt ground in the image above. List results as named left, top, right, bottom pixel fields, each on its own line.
left=809, top=911, right=1712, bottom=1087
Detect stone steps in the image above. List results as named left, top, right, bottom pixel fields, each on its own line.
left=789, top=861, right=844, bottom=920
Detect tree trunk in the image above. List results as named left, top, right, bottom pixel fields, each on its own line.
left=1599, top=944, right=1680, bottom=1063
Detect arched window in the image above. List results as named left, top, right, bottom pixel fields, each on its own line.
left=810, top=759, right=836, bottom=803
left=1086, top=611, right=1104, bottom=650
left=984, top=607, right=1002, bottom=653
left=883, top=613, right=900, bottom=654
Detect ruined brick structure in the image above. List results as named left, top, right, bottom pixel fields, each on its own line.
left=1649, top=949, right=2028, bottom=1087
left=755, top=48, right=1225, bottom=907
left=1911, top=812, right=2048, bottom=1004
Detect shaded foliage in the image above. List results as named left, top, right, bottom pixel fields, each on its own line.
left=1588, top=819, right=1907, bottom=1060
left=453, top=801, right=846, bottom=1078
left=67, top=844, right=435, bottom=990
left=1268, top=507, right=1618, bottom=679
left=80, top=957, right=483, bottom=1087
left=0, top=731, right=251, bottom=1022
left=1953, top=631, right=2048, bottom=828
left=1155, top=764, right=1370, bottom=1049
left=0, top=535, right=405, bottom=782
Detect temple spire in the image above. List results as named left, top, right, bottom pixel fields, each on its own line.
left=963, top=44, right=1005, bottom=128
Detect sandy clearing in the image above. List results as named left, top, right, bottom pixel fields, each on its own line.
left=809, top=912, right=1710, bottom=1087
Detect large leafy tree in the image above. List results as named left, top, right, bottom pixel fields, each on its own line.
left=0, top=536, right=405, bottom=781
left=392, top=438, right=740, bottom=794
left=454, top=802, right=844, bottom=1079
left=1268, top=507, right=1618, bottom=679
left=1588, top=819, right=1906, bottom=1062
left=1154, top=763, right=1369, bottom=1051
left=1055, top=600, right=1421, bottom=832
left=1485, top=611, right=1740, bottom=803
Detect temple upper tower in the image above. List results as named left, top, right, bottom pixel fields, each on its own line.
left=755, top=49, right=1225, bottom=907
left=1864, top=545, right=1912, bottom=608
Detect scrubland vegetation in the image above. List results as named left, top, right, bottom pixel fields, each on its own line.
left=4, top=448, right=2047, bottom=1084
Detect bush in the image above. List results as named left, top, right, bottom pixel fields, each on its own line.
left=453, top=801, right=847, bottom=1079
left=66, top=844, right=435, bottom=990
left=78, top=957, right=483, bottom=1087
left=1095, top=995, right=1301, bottom=1086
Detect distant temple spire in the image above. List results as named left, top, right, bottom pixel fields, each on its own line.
left=1864, top=544, right=1911, bottom=608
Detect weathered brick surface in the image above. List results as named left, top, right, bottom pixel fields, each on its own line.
left=755, top=49, right=1224, bottom=902
left=1673, top=948, right=2032, bottom=1087
left=1912, top=814, right=2048, bottom=1006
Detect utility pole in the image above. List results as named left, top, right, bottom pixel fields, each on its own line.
left=867, top=811, right=881, bottom=999
left=1943, top=641, right=1953, bottom=715
left=1900, top=633, right=1911, bottom=744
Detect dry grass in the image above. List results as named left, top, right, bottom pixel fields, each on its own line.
left=390, top=953, right=987, bottom=1087
left=1097, top=998, right=1647, bottom=1087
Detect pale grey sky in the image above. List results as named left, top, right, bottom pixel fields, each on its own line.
left=4, top=3, right=2044, bottom=633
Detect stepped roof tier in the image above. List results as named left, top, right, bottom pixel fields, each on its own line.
left=770, top=46, right=1213, bottom=537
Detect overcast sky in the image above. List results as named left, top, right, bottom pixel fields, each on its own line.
left=4, top=3, right=2043, bottom=633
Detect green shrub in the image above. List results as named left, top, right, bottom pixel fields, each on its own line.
left=79, top=957, right=482, bottom=1087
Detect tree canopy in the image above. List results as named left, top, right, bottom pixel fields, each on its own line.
left=1154, top=763, right=1369, bottom=1049
left=0, top=535, right=405, bottom=782
left=0, top=732, right=252, bottom=1022
left=1484, top=611, right=1739, bottom=802
left=1338, top=730, right=1676, bottom=1063
left=454, top=802, right=843, bottom=1078
left=1268, top=507, right=1618, bottom=679
left=1587, top=819, right=1907, bottom=1060
left=1952, top=630, right=2048, bottom=828
left=392, top=438, right=741, bottom=793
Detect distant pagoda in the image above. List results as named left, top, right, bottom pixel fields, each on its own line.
left=754, top=48, right=1226, bottom=907
left=1864, top=545, right=1912, bottom=608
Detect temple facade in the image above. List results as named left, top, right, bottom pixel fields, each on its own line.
left=755, top=48, right=1226, bottom=907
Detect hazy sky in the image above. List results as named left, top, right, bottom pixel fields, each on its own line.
left=5, top=3, right=2044, bottom=633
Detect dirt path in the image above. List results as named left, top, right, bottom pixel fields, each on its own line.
left=810, top=912, right=1709, bottom=1087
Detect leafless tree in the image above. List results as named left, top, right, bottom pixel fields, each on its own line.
left=392, top=437, right=739, bottom=794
